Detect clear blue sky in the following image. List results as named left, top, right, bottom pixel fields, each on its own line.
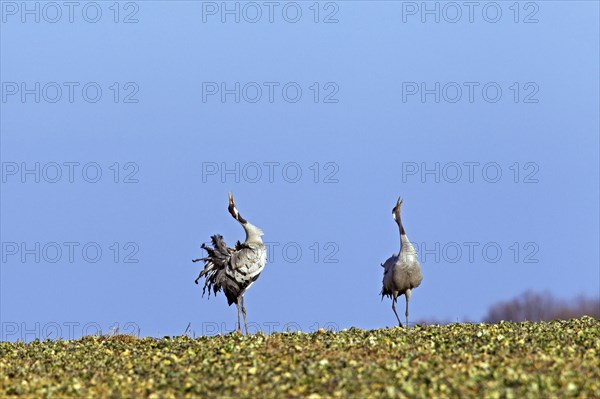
left=1, top=1, right=599, bottom=340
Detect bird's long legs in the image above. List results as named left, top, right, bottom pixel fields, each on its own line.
left=236, top=298, right=242, bottom=334
left=405, top=289, right=412, bottom=329
left=241, top=296, right=248, bottom=335
left=391, top=296, right=403, bottom=327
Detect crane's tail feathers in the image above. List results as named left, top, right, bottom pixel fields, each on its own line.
left=194, top=234, right=233, bottom=298
left=380, top=287, right=393, bottom=300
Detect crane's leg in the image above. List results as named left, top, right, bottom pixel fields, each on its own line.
left=391, top=295, right=403, bottom=327
left=241, top=296, right=248, bottom=335
left=236, top=298, right=242, bottom=334
left=405, top=289, right=412, bottom=329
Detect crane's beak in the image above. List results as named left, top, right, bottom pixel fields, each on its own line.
left=228, top=192, right=237, bottom=219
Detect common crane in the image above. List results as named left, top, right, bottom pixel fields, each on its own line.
left=381, top=197, right=423, bottom=328
left=193, top=193, right=267, bottom=334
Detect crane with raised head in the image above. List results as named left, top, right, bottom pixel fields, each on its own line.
left=381, top=197, right=423, bottom=328
left=193, top=193, right=267, bottom=334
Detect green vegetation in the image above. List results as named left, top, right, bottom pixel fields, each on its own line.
left=1, top=317, right=598, bottom=398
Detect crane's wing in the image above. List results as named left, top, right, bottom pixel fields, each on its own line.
left=227, top=243, right=266, bottom=287
left=380, top=255, right=398, bottom=299
left=381, top=255, right=397, bottom=273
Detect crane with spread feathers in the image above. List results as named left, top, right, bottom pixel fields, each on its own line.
left=381, top=197, right=423, bottom=328
left=193, top=193, right=267, bottom=334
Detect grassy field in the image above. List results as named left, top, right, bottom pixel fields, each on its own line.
left=1, top=317, right=598, bottom=398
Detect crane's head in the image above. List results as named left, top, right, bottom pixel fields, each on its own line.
left=228, top=192, right=247, bottom=224
left=392, top=197, right=403, bottom=223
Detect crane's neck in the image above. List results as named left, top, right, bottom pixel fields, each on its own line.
left=397, top=216, right=406, bottom=236
left=231, top=205, right=264, bottom=244
left=397, top=218, right=415, bottom=254
left=242, top=222, right=264, bottom=244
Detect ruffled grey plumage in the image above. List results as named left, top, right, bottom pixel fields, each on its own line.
left=195, top=236, right=265, bottom=306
